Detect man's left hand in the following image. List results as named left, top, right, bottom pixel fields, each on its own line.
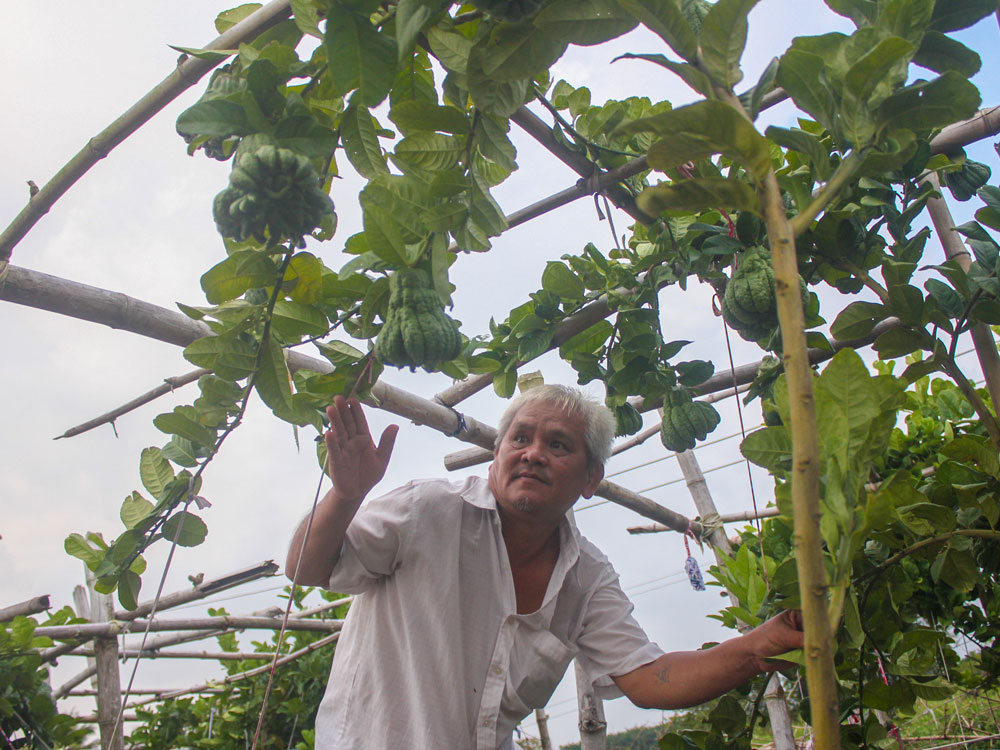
left=745, top=609, right=804, bottom=673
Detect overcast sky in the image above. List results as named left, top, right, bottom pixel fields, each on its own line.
left=2, top=3, right=998, bottom=747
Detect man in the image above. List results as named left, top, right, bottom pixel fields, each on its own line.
left=287, top=386, right=803, bottom=749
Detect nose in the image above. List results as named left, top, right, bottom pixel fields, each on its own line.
left=520, top=438, right=547, bottom=464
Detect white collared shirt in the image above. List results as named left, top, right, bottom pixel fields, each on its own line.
left=315, top=476, right=664, bottom=750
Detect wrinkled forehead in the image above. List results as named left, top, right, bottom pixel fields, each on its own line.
left=506, top=399, right=582, bottom=428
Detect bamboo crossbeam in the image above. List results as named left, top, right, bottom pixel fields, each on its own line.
left=434, top=297, right=613, bottom=406
left=511, top=106, right=649, bottom=224
left=65, top=648, right=288, bottom=661
left=40, top=563, right=279, bottom=664
left=0, top=265, right=690, bottom=530
left=0, top=595, right=50, bottom=622
left=56, top=368, right=209, bottom=440
left=627, top=507, right=780, bottom=534
left=114, top=561, right=280, bottom=621
left=0, top=0, right=293, bottom=262
left=35, top=615, right=343, bottom=640
left=126, top=631, right=341, bottom=708
left=69, top=689, right=222, bottom=696
left=442, top=313, right=894, bottom=473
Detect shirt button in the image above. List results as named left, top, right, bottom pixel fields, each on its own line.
left=482, top=717, right=493, bottom=728
left=492, top=665, right=503, bottom=676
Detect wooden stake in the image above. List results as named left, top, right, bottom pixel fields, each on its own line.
left=86, top=569, right=124, bottom=750
left=575, top=661, right=607, bottom=750
left=535, top=708, right=553, bottom=750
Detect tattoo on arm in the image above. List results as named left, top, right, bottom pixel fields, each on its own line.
left=653, top=664, right=672, bottom=685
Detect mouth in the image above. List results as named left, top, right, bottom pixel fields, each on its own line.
left=513, top=473, right=547, bottom=484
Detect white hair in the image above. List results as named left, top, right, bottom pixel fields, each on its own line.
left=494, top=385, right=616, bottom=469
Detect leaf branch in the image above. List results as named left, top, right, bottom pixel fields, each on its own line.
left=789, top=150, right=866, bottom=238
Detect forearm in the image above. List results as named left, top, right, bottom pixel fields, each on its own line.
left=284, top=489, right=365, bottom=586
left=616, top=636, right=763, bottom=710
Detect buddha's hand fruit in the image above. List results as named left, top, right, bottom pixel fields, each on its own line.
left=212, top=143, right=334, bottom=248
left=375, top=268, right=462, bottom=372
left=659, top=391, right=721, bottom=453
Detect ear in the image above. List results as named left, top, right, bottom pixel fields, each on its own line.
left=581, top=464, right=604, bottom=499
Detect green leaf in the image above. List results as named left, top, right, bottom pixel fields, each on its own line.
left=340, top=101, right=389, bottom=180
left=843, top=35, right=915, bottom=118
left=64, top=533, right=102, bottom=567
left=396, top=0, right=440, bottom=60
left=535, top=0, right=638, bottom=45
left=466, top=45, right=530, bottom=117
left=120, top=492, right=155, bottom=531
left=162, top=511, right=209, bottom=547
left=477, top=22, right=567, bottom=82
left=168, top=45, right=237, bottom=63
left=271, top=300, right=330, bottom=339
left=117, top=570, right=141, bottom=611
left=140, top=447, right=175, bottom=501
left=621, top=100, right=771, bottom=180
left=317, top=340, right=365, bottom=367
left=255, top=335, right=295, bottom=417
left=872, top=327, right=931, bottom=358
left=541, top=262, right=585, bottom=301
left=176, top=99, right=252, bottom=138
left=765, top=126, right=831, bottom=180
left=897, top=502, right=957, bottom=535
left=614, top=54, right=713, bottom=97
left=637, top=178, right=761, bottom=216
left=215, top=3, right=261, bottom=33
left=289, top=0, right=323, bottom=38
left=886, top=283, right=925, bottom=326
left=830, top=301, right=889, bottom=340
left=924, top=278, right=965, bottom=318
left=153, top=406, right=217, bottom=449
left=913, top=30, right=982, bottom=76
left=776, top=43, right=839, bottom=133
left=161, top=436, right=202, bottom=467
left=390, top=100, right=470, bottom=136
left=930, top=0, right=999, bottom=32
left=392, top=132, right=464, bottom=172
left=284, top=252, right=325, bottom=304
left=324, top=5, right=397, bottom=107
left=931, top=545, right=980, bottom=592
left=617, top=0, right=698, bottom=61
left=747, top=56, right=780, bottom=120
left=698, top=0, right=759, bottom=89
left=877, top=71, right=981, bottom=134
left=425, top=26, right=472, bottom=74
left=740, top=426, right=793, bottom=472
left=184, top=333, right=258, bottom=381
left=200, top=251, right=277, bottom=304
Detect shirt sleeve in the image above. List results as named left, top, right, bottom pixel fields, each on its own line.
left=573, top=565, right=665, bottom=700
left=327, top=481, right=416, bottom=594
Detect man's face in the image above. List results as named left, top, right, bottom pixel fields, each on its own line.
left=488, top=401, right=604, bottom=525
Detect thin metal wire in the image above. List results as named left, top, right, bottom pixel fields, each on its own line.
left=112, top=498, right=191, bottom=743
left=606, top=426, right=757, bottom=479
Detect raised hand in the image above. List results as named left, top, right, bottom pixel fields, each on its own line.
left=324, top=395, right=399, bottom=504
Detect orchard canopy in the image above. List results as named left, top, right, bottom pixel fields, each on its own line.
left=3, top=1, right=1000, bottom=749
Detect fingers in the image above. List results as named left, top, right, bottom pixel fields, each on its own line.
left=377, top=423, right=400, bottom=465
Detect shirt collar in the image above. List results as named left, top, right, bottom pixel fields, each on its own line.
left=461, top=476, right=582, bottom=570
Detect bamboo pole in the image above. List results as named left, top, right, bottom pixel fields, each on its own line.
left=0, top=0, right=293, bottom=262
left=0, top=595, right=49, bottom=622
left=757, top=155, right=838, bottom=749
left=87, top=569, right=124, bottom=750
left=35, top=615, right=343, bottom=640
left=921, top=172, right=1000, bottom=425
left=675, top=450, right=797, bottom=750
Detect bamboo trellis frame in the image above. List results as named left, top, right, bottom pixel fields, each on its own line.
left=4, top=3, right=1000, bottom=746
